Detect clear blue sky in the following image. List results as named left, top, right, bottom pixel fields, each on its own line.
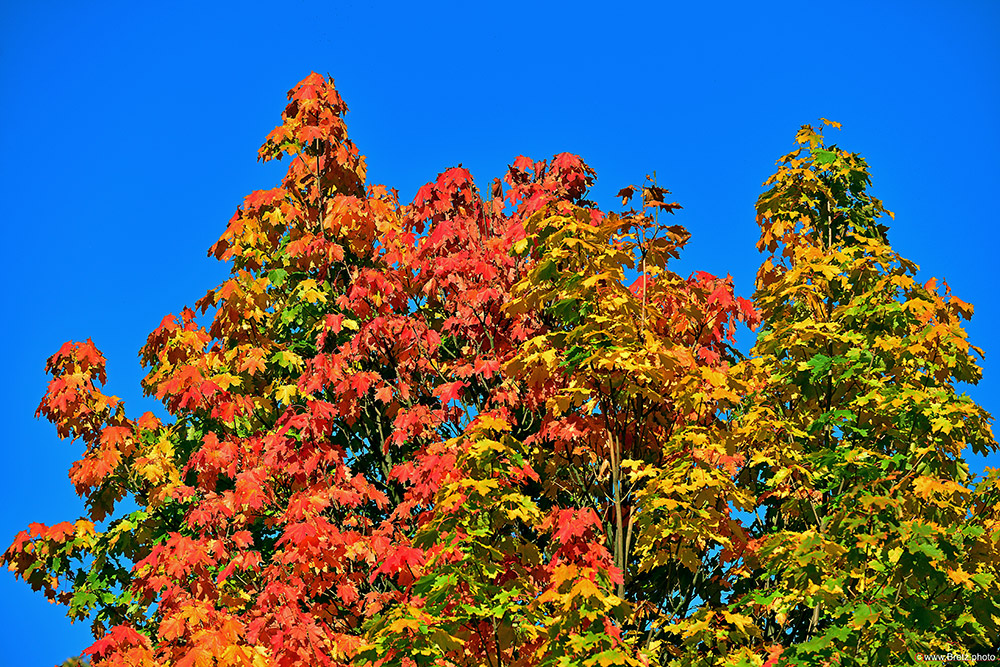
left=1, top=1, right=997, bottom=664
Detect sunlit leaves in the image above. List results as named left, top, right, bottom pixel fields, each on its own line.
left=732, top=121, right=999, bottom=665
left=5, top=82, right=996, bottom=667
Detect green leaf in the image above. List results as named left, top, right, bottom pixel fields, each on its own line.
left=536, top=258, right=558, bottom=282
left=813, top=149, right=837, bottom=166
left=268, top=268, right=288, bottom=287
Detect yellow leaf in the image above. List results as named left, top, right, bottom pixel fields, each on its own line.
left=913, top=476, right=968, bottom=503
left=386, top=617, right=422, bottom=634
left=550, top=564, right=579, bottom=588
left=477, top=415, right=511, bottom=432
left=930, top=416, right=953, bottom=435
left=681, top=611, right=714, bottom=638
left=722, top=611, right=754, bottom=634
left=297, top=279, right=328, bottom=304
left=947, top=567, right=974, bottom=588
left=275, top=384, right=298, bottom=404
left=701, top=366, right=726, bottom=387
left=568, top=576, right=602, bottom=604
left=440, top=491, right=464, bottom=510
left=219, top=645, right=253, bottom=667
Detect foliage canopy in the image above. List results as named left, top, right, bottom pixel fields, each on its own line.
left=7, top=74, right=999, bottom=667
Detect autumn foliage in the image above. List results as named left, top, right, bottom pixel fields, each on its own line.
left=7, top=74, right=999, bottom=666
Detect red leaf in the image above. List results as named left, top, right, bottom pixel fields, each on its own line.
left=434, top=380, right=466, bottom=404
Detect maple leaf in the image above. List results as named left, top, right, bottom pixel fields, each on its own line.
left=434, top=380, right=466, bottom=404
left=511, top=155, right=535, bottom=173
left=617, top=185, right=635, bottom=206
left=707, top=281, right=735, bottom=308
left=946, top=567, right=974, bottom=587
left=298, top=125, right=325, bottom=145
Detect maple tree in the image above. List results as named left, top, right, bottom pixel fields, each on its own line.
left=6, top=75, right=997, bottom=667
left=722, top=121, right=1000, bottom=665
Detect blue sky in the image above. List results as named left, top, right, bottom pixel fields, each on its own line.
left=1, top=1, right=997, bottom=663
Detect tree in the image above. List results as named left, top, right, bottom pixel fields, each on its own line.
left=726, top=121, right=1000, bottom=665
left=6, top=75, right=996, bottom=667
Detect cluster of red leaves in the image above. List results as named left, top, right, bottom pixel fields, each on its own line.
left=7, top=73, right=768, bottom=667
